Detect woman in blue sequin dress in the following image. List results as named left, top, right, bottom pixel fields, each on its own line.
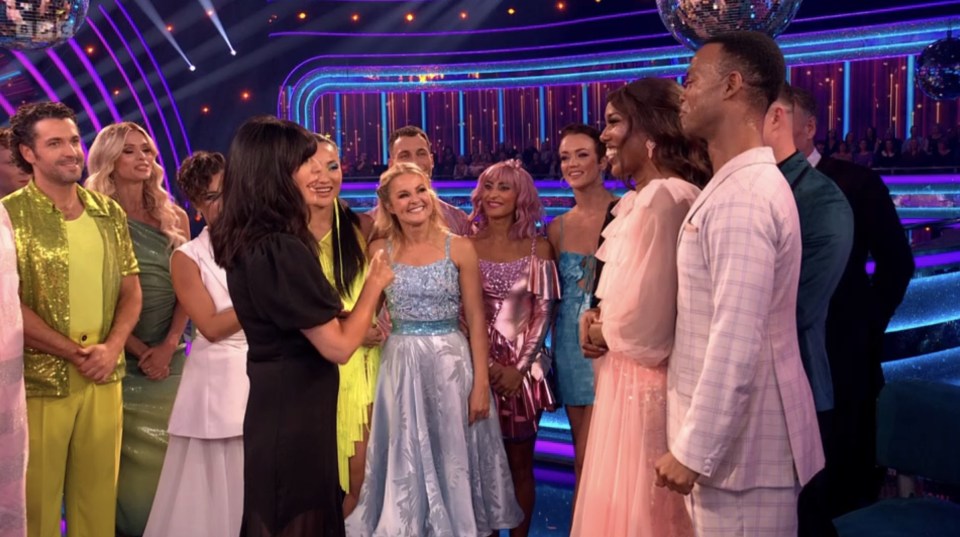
left=346, top=163, right=522, bottom=537
left=546, top=124, right=617, bottom=507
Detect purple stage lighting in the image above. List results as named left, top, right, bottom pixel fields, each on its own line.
left=86, top=19, right=166, bottom=174
left=46, top=49, right=103, bottom=132
left=0, top=93, right=14, bottom=116
left=114, top=0, right=192, bottom=157
left=270, top=9, right=659, bottom=38
left=68, top=39, right=122, bottom=123
left=98, top=7, right=179, bottom=177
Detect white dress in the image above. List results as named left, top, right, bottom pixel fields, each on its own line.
left=143, top=228, right=249, bottom=537
left=0, top=205, right=26, bottom=537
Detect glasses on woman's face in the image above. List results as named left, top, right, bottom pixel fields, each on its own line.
left=200, top=190, right=222, bottom=203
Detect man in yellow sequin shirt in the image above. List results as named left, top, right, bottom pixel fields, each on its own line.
left=2, top=102, right=142, bottom=537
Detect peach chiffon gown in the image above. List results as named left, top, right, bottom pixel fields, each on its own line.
left=570, top=178, right=699, bottom=537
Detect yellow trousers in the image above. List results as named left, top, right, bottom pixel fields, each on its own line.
left=26, top=364, right=122, bottom=537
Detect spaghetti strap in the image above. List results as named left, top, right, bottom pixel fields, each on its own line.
left=386, top=238, right=393, bottom=259
left=444, top=234, right=452, bottom=259
left=530, top=236, right=538, bottom=257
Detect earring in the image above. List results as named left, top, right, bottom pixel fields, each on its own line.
left=646, top=140, right=656, bottom=159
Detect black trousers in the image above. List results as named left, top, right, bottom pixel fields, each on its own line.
left=798, top=397, right=884, bottom=537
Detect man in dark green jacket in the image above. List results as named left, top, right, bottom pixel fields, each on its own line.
left=762, top=84, right=854, bottom=537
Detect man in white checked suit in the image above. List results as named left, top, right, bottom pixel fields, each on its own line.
left=654, top=32, right=824, bottom=535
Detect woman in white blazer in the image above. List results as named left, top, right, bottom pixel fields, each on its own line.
left=144, top=152, right=249, bottom=537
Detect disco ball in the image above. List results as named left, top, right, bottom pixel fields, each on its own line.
left=0, top=0, right=89, bottom=51
left=916, top=34, right=960, bottom=101
left=656, top=0, right=804, bottom=51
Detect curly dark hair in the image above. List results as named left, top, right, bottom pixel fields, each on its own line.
left=9, top=101, right=77, bottom=174
left=176, top=151, right=226, bottom=206
left=0, top=128, right=12, bottom=150
left=211, top=116, right=318, bottom=269
left=607, top=78, right=712, bottom=187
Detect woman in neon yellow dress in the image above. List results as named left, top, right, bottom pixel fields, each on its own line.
left=306, top=135, right=383, bottom=517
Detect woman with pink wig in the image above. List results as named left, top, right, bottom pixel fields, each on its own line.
left=467, top=160, right=559, bottom=537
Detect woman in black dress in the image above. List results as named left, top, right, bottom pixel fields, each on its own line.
left=211, top=116, right=393, bottom=537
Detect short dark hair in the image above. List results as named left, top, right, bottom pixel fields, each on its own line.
left=705, top=31, right=786, bottom=115
left=559, top=123, right=605, bottom=163
left=387, top=125, right=431, bottom=154
left=0, top=128, right=12, bottom=151
left=176, top=151, right=225, bottom=206
left=9, top=101, right=77, bottom=174
left=788, top=84, right=818, bottom=119
left=211, top=116, right=318, bottom=269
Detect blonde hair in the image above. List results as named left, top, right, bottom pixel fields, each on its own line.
left=86, top=122, right=187, bottom=248
left=374, top=162, right=447, bottom=243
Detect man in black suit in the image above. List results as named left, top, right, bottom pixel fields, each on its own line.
left=791, top=86, right=915, bottom=536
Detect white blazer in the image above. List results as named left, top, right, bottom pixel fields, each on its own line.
left=167, top=228, right=249, bottom=439
left=668, top=147, right=824, bottom=490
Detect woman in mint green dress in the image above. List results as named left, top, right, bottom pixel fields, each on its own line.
left=86, top=122, right=191, bottom=536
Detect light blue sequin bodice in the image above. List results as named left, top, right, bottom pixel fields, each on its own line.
left=386, top=236, right=461, bottom=335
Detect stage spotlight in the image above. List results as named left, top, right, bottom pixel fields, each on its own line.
left=230, top=49, right=237, bottom=56
left=197, top=0, right=238, bottom=57
left=405, top=13, right=414, bottom=22
left=189, top=65, right=196, bottom=71
left=241, top=91, right=251, bottom=100
left=132, top=0, right=195, bottom=71
left=298, top=12, right=307, bottom=20
left=351, top=13, right=359, bottom=22
left=557, top=2, right=566, bottom=10
left=201, top=106, right=210, bottom=114
left=460, top=11, right=468, bottom=20
left=508, top=8, right=516, bottom=15
left=85, top=45, right=94, bottom=54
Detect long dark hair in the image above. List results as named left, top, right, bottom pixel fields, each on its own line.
left=607, top=78, right=712, bottom=187
left=312, top=135, right=366, bottom=299
left=329, top=200, right=365, bottom=298
left=212, top=116, right=318, bottom=269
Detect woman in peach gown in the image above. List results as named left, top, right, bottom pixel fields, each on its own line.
left=570, top=78, right=710, bottom=537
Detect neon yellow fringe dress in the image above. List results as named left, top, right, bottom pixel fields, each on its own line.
left=318, top=227, right=381, bottom=493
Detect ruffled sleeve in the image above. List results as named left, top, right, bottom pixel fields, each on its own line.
left=595, top=179, right=700, bottom=366
left=518, top=256, right=560, bottom=376
left=243, top=233, right=342, bottom=331
left=527, top=254, right=561, bottom=300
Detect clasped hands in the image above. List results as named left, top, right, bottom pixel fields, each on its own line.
left=578, top=307, right=607, bottom=358
left=654, top=452, right=700, bottom=495
left=138, top=341, right=177, bottom=381
left=74, top=341, right=122, bottom=383
left=489, top=363, right=524, bottom=398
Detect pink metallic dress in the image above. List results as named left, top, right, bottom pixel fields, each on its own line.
left=478, top=241, right=560, bottom=441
